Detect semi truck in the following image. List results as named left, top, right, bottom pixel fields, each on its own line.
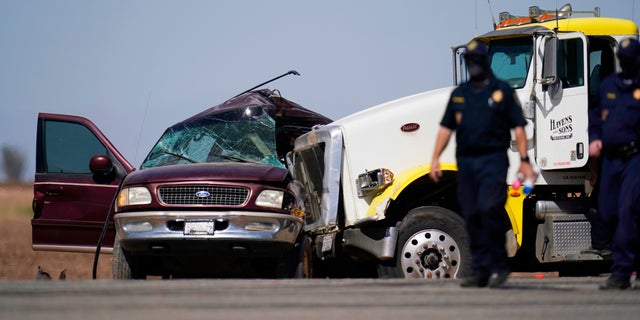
left=289, top=4, right=638, bottom=279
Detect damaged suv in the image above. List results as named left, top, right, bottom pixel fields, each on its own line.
left=32, top=89, right=331, bottom=278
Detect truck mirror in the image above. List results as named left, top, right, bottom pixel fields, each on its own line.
left=542, top=34, right=563, bottom=99
left=547, top=79, right=563, bottom=99
left=541, top=35, right=558, bottom=85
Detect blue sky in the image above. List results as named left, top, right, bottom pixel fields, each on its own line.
left=1, top=0, right=637, bottom=181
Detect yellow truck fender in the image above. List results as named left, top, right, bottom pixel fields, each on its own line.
left=364, top=163, right=526, bottom=251
left=364, top=163, right=457, bottom=218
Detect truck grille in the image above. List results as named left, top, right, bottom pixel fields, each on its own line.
left=158, top=185, right=249, bottom=206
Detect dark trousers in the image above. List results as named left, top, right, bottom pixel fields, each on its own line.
left=457, top=152, right=510, bottom=277
left=586, top=158, right=613, bottom=250
left=599, top=154, right=640, bottom=278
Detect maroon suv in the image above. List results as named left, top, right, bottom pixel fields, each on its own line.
left=32, top=89, right=331, bottom=278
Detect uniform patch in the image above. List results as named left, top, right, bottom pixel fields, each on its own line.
left=492, top=90, right=503, bottom=103
left=606, top=92, right=616, bottom=100
left=455, top=112, right=462, bottom=124
left=602, top=109, right=609, bottom=121
left=621, top=38, right=631, bottom=49
left=634, top=88, right=640, bottom=100
left=452, top=96, right=465, bottom=103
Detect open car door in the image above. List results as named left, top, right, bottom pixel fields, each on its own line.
left=32, top=113, right=134, bottom=253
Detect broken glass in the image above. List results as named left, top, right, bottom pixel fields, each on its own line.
left=141, top=106, right=284, bottom=169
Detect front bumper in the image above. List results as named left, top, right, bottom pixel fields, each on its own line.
left=114, top=210, right=303, bottom=256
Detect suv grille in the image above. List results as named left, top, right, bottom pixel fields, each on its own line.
left=158, top=185, right=249, bottom=206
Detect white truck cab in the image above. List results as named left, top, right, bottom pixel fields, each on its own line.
left=289, top=4, right=638, bottom=279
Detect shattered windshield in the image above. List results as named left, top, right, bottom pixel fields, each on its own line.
left=489, top=37, right=533, bottom=88
left=141, top=106, right=284, bottom=169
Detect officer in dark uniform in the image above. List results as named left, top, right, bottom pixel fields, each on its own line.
left=589, top=37, right=640, bottom=290
left=430, top=40, right=536, bottom=288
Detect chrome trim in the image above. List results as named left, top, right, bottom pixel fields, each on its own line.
left=158, top=185, right=249, bottom=206
left=32, top=244, right=113, bottom=254
left=293, top=124, right=343, bottom=232
left=114, top=210, right=303, bottom=244
left=343, top=227, right=398, bottom=260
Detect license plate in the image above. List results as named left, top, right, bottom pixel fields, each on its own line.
left=321, top=233, right=334, bottom=252
left=184, top=221, right=214, bottom=235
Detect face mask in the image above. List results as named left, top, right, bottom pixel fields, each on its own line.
left=467, top=58, right=489, bottom=82
left=619, top=56, right=636, bottom=79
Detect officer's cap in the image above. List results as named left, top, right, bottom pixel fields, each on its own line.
left=464, top=40, right=488, bottom=58
left=617, top=37, right=640, bottom=58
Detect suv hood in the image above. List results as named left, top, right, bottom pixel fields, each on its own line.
left=124, top=162, right=289, bottom=185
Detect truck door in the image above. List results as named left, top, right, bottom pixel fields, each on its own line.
left=535, top=32, right=589, bottom=170
left=32, top=113, right=134, bottom=252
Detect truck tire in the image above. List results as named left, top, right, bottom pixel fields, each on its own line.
left=112, top=238, right=146, bottom=279
left=378, top=206, right=471, bottom=280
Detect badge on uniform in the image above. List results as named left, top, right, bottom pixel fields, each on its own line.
left=492, top=90, right=503, bottom=103
left=634, top=88, right=640, bottom=100
left=488, top=89, right=503, bottom=107
left=456, top=112, right=462, bottom=124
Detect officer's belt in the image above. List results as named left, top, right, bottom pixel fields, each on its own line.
left=606, top=140, right=640, bottom=160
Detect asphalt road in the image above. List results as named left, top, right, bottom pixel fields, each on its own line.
left=1, top=277, right=639, bottom=320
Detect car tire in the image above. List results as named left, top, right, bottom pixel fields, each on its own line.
left=112, top=237, right=146, bottom=279
left=378, top=206, right=471, bottom=280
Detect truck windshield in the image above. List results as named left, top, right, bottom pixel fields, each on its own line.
left=141, top=106, right=284, bottom=169
left=489, top=37, right=533, bottom=88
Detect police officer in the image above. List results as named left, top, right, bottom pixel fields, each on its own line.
left=430, top=40, right=536, bottom=288
left=589, top=37, right=640, bottom=290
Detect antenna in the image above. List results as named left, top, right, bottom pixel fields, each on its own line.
left=487, top=0, right=497, bottom=30
left=134, top=91, right=152, bottom=166
left=475, top=0, right=478, bottom=36
left=233, top=70, right=300, bottom=98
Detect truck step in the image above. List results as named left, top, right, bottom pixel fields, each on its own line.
left=535, top=214, right=605, bottom=262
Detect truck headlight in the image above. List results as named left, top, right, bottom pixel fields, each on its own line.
left=357, top=168, right=394, bottom=197
left=117, top=187, right=152, bottom=208
left=255, top=190, right=284, bottom=209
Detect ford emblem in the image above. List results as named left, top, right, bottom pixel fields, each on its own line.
left=195, top=190, right=211, bottom=198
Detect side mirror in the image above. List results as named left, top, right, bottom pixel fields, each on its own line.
left=542, top=34, right=563, bottom=99
left=89, top=155, right=114, bottom=175
left=542, top=35, right=558, bottom=85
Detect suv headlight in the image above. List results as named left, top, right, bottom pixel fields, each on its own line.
left=255, top=190, right=284, bottom=209
left=117, top=186, right=152, bottom=208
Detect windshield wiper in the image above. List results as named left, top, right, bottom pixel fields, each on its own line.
left=216, top=153, right=252, bottom=163
left=161, top=150, right=198, bottom=163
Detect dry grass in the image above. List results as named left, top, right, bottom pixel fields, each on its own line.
left=0, top=183, right=111, bottom=280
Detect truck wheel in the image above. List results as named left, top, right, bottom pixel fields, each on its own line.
left=378, top=206, right=471, bottom=280
left=112, top=238, right=146, bottom=279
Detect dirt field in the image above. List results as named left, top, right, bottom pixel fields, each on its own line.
left=0, top=183, right=112, bottom=280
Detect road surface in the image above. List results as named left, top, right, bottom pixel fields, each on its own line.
left=1, top=276, right=639, bottom=320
